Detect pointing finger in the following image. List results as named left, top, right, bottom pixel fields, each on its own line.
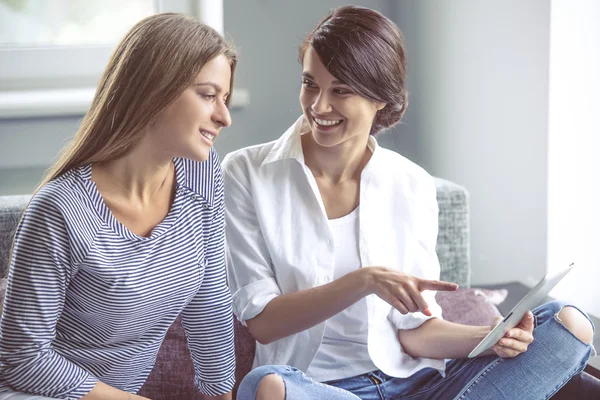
left=417, top=279, right=459, bottom=292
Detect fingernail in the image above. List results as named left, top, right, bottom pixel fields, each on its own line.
left=506, top=332, right=511, bottom=338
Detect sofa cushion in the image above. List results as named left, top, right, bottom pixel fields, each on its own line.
left=436, top=288, right=507, bottom=326
left=434, top=178, right=470, bottom=288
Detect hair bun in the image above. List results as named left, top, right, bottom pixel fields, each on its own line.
left=372, top=92, right=408, bottom=134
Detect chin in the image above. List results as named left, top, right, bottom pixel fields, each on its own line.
left=185, top=147, right=211, bottom=162
left=312, top=131, right=345, bottom=148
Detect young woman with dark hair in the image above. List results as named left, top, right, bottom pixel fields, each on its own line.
left=223, top=6, right=595, bottom=400
left=0, top=13, right=236, bottom=400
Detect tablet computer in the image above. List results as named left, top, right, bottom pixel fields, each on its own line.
left=468, top=262, right=575, bottom=358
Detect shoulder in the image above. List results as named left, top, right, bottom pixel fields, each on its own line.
left=221, top=140, right=278, bottom=180
left=373, top=146, right=435, bottom=194
left=178, top=148, right=225, bottom=205
left=30, top=169, right=96, bottom=223
left=20, top=169, right=98, bottom=260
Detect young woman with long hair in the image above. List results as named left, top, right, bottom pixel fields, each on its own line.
left=0, top=13, right=237, bottom=400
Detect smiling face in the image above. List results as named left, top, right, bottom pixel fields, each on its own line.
left=299, top=46, right=385, bottom=149
left=148, top=54, right=232, bottom=162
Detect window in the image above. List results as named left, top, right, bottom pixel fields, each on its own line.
left=0, top=0, right=245, bottom=118
left=0, top=0, right=157, bottom=47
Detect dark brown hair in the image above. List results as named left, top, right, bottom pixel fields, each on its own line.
left=299, top=6, right=407, bottom=135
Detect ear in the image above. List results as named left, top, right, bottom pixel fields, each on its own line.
left=376, top=102, right=387, bottom=111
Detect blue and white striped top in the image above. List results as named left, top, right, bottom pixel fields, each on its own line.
left=0, top=149, right=235, bottom=399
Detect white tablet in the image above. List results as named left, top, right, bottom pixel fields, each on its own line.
left=468, top=263, right=575, bottom=358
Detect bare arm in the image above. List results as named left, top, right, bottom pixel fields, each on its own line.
left=247, top=267, right=457, bottom=344
left=397, top=319, right=493, bottom=359
left=247, top=268, right=369, bottom=344
left=398, top=311, right=535, bottom=359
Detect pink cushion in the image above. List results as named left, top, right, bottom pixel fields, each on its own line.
left=436, top=288, right=507, bottom=326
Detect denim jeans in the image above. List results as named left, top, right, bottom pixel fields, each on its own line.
left=237, top=301, right=596, bottom=400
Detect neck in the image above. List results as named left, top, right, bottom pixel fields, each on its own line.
left=301, top=133, right=372, bottom=183
left=93, top=137, right=174, bottom=204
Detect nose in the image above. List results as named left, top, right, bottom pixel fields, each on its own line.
left=311, top=91, right=332, bottom=114
left=213, top=99, right=232, bottom=128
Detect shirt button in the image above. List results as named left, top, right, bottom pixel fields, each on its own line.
left=191, top=195, right=197, bottom=200
left=203, top=204, right=209, bottom=209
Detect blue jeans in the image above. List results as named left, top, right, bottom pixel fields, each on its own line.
left=237, top=301, right=596, bottom=399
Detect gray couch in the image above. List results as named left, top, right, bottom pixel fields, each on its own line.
left=0, top=179, right=509, bottom=399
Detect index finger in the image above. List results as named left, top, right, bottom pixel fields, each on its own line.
left=417, top=279, right=459, bottom=292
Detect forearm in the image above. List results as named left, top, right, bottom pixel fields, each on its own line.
left=82, top=382, right=149, bottom=400
left=247, top=269, right=370, bottom=344
left=398, top=318, right=495, bottom=359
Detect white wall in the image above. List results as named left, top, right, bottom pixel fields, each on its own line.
left=547, top=0, right=600, bottom=317
left=394, top=0, right=552, bottom=285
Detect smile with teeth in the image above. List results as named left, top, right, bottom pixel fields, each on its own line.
left=200, top=131, right=215, bottom=142
left=314, top=118, right=343, bottom=127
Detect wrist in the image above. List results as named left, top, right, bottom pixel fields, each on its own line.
left=475, top=325, right=492, bottom=340
left=355, top=267, right=375, bottom=296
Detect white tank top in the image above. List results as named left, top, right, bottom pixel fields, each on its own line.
left=305, top=207, right=377, bottom=382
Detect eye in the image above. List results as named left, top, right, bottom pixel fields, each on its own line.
left=302, top=79, right=317, bottom=89
left=333, top=88, right=352, bottom=95
left=200, top=93, right=216, bottom=102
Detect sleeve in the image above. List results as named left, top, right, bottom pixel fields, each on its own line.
left=222, top=156, right=281, bottom=326
left=0, top=191, right=98, bottom=399
left=388, top=175, right=444, bottom=331
left=181, top=159, right=236, bottom=396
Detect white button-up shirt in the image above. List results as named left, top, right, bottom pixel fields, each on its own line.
left=222, top=116, right=447, bottom=378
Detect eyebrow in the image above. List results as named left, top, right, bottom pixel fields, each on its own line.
left=302, top=72, right=347, bottom=86
left=194, top=82, right=230, bottom=96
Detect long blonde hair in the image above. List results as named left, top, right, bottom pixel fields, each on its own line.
left=39, top=12, right=237, bottom=189
left=3, top=14, right=236, bottom=278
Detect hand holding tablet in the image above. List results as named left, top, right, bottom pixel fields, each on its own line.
left=468, top=263, right=575, bottom=358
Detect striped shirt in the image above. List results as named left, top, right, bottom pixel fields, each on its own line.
left=0, top=149, right=235, bottom=399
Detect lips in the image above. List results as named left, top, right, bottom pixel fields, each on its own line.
left=314, top=117, right=343, bottom=127
left=200, top=130, right=216, bottom=142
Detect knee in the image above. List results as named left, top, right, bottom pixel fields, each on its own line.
left=256, top=373, right=285, bottom=400
left=557, top=306, right=595, bottom=345
left=238, top=365, right=287, bottom=400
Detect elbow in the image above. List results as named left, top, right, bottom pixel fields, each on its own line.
left=397, top=330, right=421, bottom=359
left=254, top=335, right=274, bottom=346
left=246, top=318, right=276, bottom=345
